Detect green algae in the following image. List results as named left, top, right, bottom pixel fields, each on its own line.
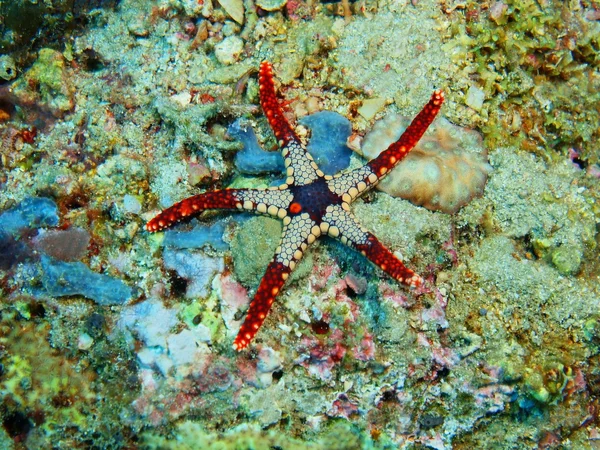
left=550, top=244, right=582, bottom=275
left=442, top=0, right=600, bottom=164
left=141, top=418, right=377, bottom=450
left=180, top=295, right=223, bottom=341
left=12, top=48, right=74, bottom=116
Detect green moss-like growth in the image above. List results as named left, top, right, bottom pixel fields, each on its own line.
left=12, top=48, right=74, bottom=116
left=583, top=317, right=600, bottom=355
left=142, top=418, right=375, bottom=450
left=442, top=0, right=600, bottom=164
left=523, top=362, right=574, bottom=405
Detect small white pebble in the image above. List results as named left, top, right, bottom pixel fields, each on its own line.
left=298, top=310, right=311, bottom=323
left=137, top=347, right=157, bottom=367
left=278, top=323, right=292, bottom=333
left=123, top=194, right=142, bottom=214
left=214, top=36, right=244, bottom=65
left=358, top=97, right=387, bottom=121
left=465, top=85, right=485, bottom=111
left=77, top=333, right=94, bottom=350
left=171, top=91, right=192, bottom=107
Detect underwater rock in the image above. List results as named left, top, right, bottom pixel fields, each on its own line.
left=299, top=111, right=353, bottom=175
left=40, top=255, right=134, bottom=305
left=167, top=329, right=210, bottom=367
left=32, top=227, right=90, bottom=261
left=123, top=194, right=143, bottom=215
left=229, top=119, right=285, bottom=175
left=256, top=0, right=288, bottom=11
left=218, top=0, right=245, bottom=25
left=121, top=299, right=179, bottom=349
left=11, top=48, right=74, bottom=117
left=550, top=245, right=582, bottom=275
left=214, top=36, right=244, bottom=65
left=357, top=98, right=387, bottom=120
left=465, top=85, right=485, bottom=111
left=214, top=273, right=249, bottom=335
left=360, top=116, right=491, bottom=214
left=230, top=216, right=282, bottom=285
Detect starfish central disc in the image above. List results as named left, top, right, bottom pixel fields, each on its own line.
left=289, top=178, right=342, bottom=221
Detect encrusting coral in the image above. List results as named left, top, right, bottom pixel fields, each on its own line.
left=359, top=115, right=491, bottom=214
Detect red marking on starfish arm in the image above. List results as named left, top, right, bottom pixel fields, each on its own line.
left=355, top=234, right=423, bottom=288
left=233, top=260, right=292, bottom=351
left=258, top=61, right=299, bottom=145
left=368, top=90, right=444, bottom=179
left=146, top=189, right=246, bottom=232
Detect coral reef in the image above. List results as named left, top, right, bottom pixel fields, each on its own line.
left=163, top=220, right=229, bottom=251
left=0, top=197, right=58, bottom=235
left=32, top=227, right=90, bottom=261
left=162, top=249, right=225, bottom=298
left=0, top=197, right=136, bottom=306
left=0, top=0, right=598, bottom=448
left=0, top=0, right=120, bottom=74
left=0, top=198, right=59, bottom=272
left=359, top=115, right=491, bottom=214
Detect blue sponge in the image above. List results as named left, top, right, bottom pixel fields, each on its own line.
left=229, top=119, right=285, bottom=175
left=41, top=255, right=134, bottom=305
left=299, top=111, right=352, bottom=175
left=0, top=197, right=59, bottom=235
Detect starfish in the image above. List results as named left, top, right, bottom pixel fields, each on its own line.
left=146, top=62, right=444, bottom=351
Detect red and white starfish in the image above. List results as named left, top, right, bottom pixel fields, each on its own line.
left=147, top=61, right=444, bottom=351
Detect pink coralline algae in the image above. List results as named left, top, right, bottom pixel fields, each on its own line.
left=328, top=393, right=360, bottom=419
left=295, top=328, right=347, bottom=380
left=238, top=346, right=283, bottom=388
left=353, top=333, right=375, bottom=361
left=359, top=116, right=491, bottom=214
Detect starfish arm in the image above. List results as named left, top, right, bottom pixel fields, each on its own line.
left=233, top=212, right=318, bottom=350
left=326, top=90, right=444, bottom=200
left=354, top=233, right=423, bottom=288
left=322, top=205, right=423, bottom=288
left=259, top=61, right=321, bottom=186
left=259, top=61, right=299, bottom=146
left=146, top=187, right=294, bottom=232
left=232, top=259, right=291, bottom=351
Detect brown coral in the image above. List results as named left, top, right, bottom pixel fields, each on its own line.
left=359, top=115, right=491, bottom=214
